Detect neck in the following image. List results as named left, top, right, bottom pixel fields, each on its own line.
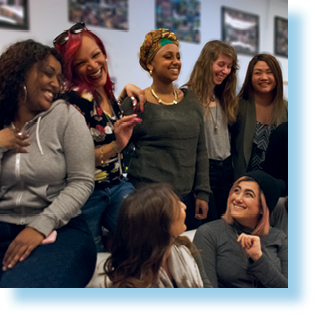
left=15, top=101, right=36, bottom=130
left=254, top=92, right=274, bottom=107
left=234, top=217, right=258, bottom=230
left=151, top=81, right=174, bottom=95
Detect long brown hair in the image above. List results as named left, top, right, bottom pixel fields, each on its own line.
left=238, top=53, right=286, bottom=127
left=103, top=183, right=192, bottom=288
left=186, top=40, right=239, bottom=124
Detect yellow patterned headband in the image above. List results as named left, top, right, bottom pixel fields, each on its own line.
left=139, top=28, right=179, bottom=72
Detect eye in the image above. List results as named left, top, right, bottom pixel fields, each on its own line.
left=245, top=192, right=254, bottom=198
left=93, top=52, right=101, bottom=58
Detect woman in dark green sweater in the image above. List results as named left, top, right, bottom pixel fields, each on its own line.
left=122, top=29, right=211, bottom=230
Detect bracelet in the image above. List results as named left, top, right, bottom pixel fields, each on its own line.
left=99, top=146, right=105, bottom=167
left=111, top=141, right=121, bottom=154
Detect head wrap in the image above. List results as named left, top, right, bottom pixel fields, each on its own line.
left=139, top=28, right=179, bottom=72
left=243, top=170, right=286, bottom=213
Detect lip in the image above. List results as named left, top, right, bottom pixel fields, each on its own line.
left=43, top=90, right=54, bottom=103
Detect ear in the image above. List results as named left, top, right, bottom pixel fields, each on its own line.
left=147, top=61, right=153, bottom=72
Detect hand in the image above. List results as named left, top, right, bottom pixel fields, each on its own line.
left=237, top=233, right=263, bottom=261
left=114, top=114, right=142, bottom=151
left=0, top=128, right=30, bottom=153
left=195, top=199, right=208, bottom=220
left=2, top=227, right=45, bottom=271
left=124, top=84, right=146, bottom=113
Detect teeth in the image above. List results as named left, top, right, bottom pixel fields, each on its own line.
left=91, top=69, right=101, bottom=78
left=44, top=91, right=53, bottom=98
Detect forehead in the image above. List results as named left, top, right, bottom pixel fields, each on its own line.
left=215, top=54, right=233, bottom=64
left=30, top=55, right=61, bottom=74
left=154, top=43, right=179, bottom=57
left=237, top=180, right=260, bottom=194
left=75, top=35, right=99, bottom=57
left=253, top=60, right=270, bottom=70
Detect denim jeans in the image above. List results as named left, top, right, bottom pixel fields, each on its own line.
left=80, top=178, right=134, bottom=252
left=0, top=216, right=96, bottom=288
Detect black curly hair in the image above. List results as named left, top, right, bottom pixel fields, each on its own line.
left=0, top=39, right=64, bottom=128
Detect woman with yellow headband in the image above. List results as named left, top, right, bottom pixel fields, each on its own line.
left=121, top=29, right=211, bottom=230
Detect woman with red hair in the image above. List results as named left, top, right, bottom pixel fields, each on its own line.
left=193, top=170, right=288, bottom=288
left=54, top=23, right=143, bottom=252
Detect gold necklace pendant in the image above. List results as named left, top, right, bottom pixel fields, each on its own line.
left=150, top=86, right=178, bottom=105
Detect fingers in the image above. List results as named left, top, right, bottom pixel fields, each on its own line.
left=115, top=115, right=142, bottom=130
left=2, top=242, right=35, bottom=271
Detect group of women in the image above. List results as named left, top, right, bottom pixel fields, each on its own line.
left=0, top=23, right=288, bottom=288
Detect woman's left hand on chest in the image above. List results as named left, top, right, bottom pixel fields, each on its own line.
left=237, top=233, right=263, bottom=261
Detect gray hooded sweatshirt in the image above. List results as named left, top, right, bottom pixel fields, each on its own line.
left=0, top=99, right=95, bottom=237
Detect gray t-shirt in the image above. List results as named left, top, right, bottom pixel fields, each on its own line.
left=204, top=103, right=230, bottom=160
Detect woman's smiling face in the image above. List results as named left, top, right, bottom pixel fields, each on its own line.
left=212, top=54, right=233, bottom=86
left=228, top=179, right=261, bottom=228
left=72, top=35, right=108, bottom=89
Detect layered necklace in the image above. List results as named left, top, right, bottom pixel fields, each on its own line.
left=150, top=86, right=178, bottom=105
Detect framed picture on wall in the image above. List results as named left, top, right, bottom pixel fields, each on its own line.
left=155, top=0, right=201, bottom=44
left=68, top=0, right=129, bottom=30
left=221, top=6, right=259, bottom=55
left=0, top=0, right=29, bottom=30
left=274, top=16, right=288, bottom=58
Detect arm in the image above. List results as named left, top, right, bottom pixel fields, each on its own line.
left=28, top=107, right=95, bottom=236
left=193, top=225, right=219, bottom=287
left=238, top=233, right=288, bottom=288
left=194, top=109, right=211, bottom=219
left=191, top=244, right=213, bottom=288
left=117, top=84, right=146, bottom=112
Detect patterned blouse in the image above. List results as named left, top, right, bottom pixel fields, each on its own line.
left=65, top=90, right=122, bottom=188
left=247, top=121, right=276, bottom=172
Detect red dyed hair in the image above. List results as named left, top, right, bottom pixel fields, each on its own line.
left=54, top=29, right=115, bottom=102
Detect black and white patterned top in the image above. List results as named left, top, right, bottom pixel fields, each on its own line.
left=247, top=121, right=276, bottom=172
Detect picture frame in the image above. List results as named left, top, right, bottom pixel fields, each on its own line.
left=221, top=6, right=259, bottom=55
left=68, top=0, right=129, bottom=30
left=274, top=16, right=288, bottom=58
left=155, top=0, right=201, bottom=44
left=0, top=0, right=29, bottom=30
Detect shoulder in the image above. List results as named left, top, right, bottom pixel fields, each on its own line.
left=194, top=219, right=227, bottom=240
left=120, top=97, right=134, bottom=116
left=180, top=88, right=204, bottom=114
left=262, top=226, right=288, bottom=245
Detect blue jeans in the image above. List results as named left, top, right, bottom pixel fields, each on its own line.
left=80, top=178, right=134, bottom=252
left=0, top=216, right=96, bottom=288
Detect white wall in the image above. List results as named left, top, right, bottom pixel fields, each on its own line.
left=0, top=0, right=288, bottom=98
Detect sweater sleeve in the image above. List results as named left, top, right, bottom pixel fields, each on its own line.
left=193, top=224, right=219, bottom=287
left=248, top=232, right=288, bottom=288
left=193, top=104, right=211, bottom=201
left=191, top=243, right=213, bottom=288
left=28, top=107, right=95, bottom=236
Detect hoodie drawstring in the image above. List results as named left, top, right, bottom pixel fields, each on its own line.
left=36, top=116, right=44, bottom=155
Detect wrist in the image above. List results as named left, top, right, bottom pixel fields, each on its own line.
left=112, top=141, right=123, bottom=153
left=251, top=251, right=263, bottom=261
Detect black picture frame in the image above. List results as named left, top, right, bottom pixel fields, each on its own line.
left=274, top=16, right=288, bottom=58
left=221, top=6, right=259, bottom=55
left=0, top=0, right=29, bottom=30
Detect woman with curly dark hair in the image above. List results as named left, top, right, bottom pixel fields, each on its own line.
left=185, top=40, right=239, bottom=221
left=0, top=39, right=96, bottom=287
left=103, top=183, right=212, bottom=288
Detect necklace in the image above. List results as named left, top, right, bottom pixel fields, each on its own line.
left=208, top=101, right=218, bottom=134
left=150, top=86, right=178, bottom=105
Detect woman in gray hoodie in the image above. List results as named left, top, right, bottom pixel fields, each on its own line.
left=0, top=40, right=96, bottom=287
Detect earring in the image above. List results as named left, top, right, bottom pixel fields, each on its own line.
left=149, top=69, right=153, bottom=76
left=23, top=85, right=27, bottom=103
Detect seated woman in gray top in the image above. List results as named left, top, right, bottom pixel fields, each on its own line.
left=193, top=170, right=287, bottom=288
left=104, top=183, right=211, bottom=288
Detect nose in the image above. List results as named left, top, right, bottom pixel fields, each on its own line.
left=181, top=201, right=187, bottom=211
left=87, top=58, right=98, bottom=70
left=234, top=193, right=243, bottom=203
left=51, top=76, right=60, bottom=93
